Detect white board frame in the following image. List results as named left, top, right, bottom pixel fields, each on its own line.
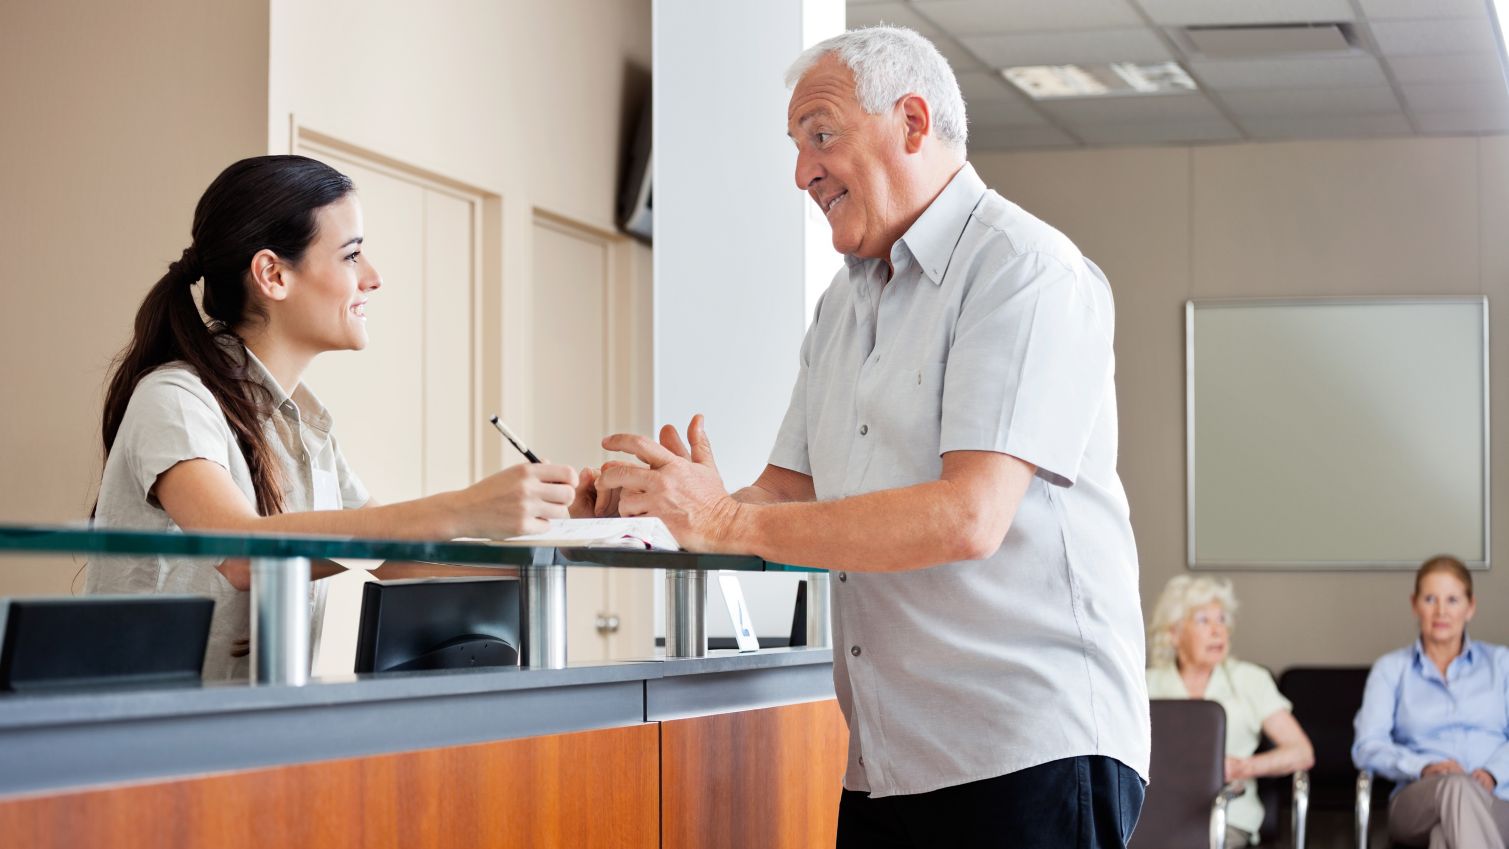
left=1185, top=297, right=1490, bottom=571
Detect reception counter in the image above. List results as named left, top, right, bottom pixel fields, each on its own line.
left=0, top=525, right=846, bottom=849
left=0, top=648, right=845, bottom=848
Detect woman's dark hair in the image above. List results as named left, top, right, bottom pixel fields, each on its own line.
left=1414, top=554, right=1472, bottom=600
left=100, top=155, right=354, bottom=515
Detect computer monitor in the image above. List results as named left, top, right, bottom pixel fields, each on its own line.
left=353, top=578, right=520, bottom=674
left=0, top=595, right=214, bottom=693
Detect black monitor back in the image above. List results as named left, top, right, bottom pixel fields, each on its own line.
left=354, top=578, right=521, bottom=674
left=0, top=595, right=214, bottom=693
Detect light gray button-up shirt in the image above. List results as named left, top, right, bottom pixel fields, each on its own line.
left=770, top=163, right=1150, bottom=797
left=86, top=338, right=369, bottom=681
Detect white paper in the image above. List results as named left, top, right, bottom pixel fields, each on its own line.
left=504, top=518, right=681, bottom=551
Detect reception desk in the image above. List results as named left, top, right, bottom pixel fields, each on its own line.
left=0, top=648, right=844, bottom=848
left=0, top=525, right=845, bottom=848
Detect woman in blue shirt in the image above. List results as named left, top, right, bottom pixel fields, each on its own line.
left=1353, top=555, right=1509, bottom=848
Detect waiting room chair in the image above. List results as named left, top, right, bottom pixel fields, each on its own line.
left=1274, top=667, right=1400, bottom=849
left=1131, top=699, right=1245, bottom=849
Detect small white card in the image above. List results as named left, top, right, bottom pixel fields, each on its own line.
left=717, top=572, right=760, bottom=652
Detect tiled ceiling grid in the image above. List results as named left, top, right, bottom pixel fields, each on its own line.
left=846, top=0, right=1509, bottom=149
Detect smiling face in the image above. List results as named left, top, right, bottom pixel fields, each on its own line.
left=787, top=55, right=913, bottom=259
left=275, top=194, right=381, bottom=353
left=1173, top=601, right=1231, bottom=672
left=1413, top=570, right=1475, bottom=651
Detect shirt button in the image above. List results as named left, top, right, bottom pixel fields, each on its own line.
left=858, top=756, right=864, bottom=766
left=859, top=424, right=869, bottom=436
left=838, top=572, right=847, bottom=582
left=850, top=645, right=861, bottom=657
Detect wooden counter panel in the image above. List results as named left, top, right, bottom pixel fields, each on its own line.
left=661, top=699, right=847, bottom=849
left=0, top=723, right=659, bottom=849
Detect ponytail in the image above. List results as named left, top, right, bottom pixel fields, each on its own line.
left=100, top=155, right=355, bottom=517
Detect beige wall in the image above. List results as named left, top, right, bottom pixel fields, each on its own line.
left=973, top=136, right=1509, bottom=671
left=0, top=0, right=270, bottom=594
left=267, top=0, right=654, bottom=460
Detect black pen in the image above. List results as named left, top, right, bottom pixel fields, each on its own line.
left=489, top=416, right=541, bottom=463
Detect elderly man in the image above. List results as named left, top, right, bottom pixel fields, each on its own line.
left=597, top=26, right=1149, bottom=848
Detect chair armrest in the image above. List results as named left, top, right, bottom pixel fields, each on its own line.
left=1210, top=781, right=1245, bottom=849
left=1291, top=769, right=1310, bottom=849
left=1355, top=770, right=1373, bottom=849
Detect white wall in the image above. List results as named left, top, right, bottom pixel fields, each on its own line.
left=973, top=136, right=1509, bottom=671
left=653, top=0, right=843, bottom=639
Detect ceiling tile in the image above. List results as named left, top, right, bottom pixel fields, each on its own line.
left=1357, top=0, right=1487, bottom=20
left=1402, top=82, right=1509, bottom=113
left=1190, top=55, right=1387, bottom=89
left=955, top=69, right=1019, bottom=102
left=1385, top=52, right=1507, bottom=84
left=1220, top=85, right=1402, bottom=116
left=845, top=2, right=985, bottom=70
left=959, top=28, right=1172, bottom=66
left=968, top=97, right=1053, bottom=128
left=1413, top=109, right=1509, bottom=133
left=910, top=0, right=1143, bottom=34
left=969, top=125, right=1082, bottom=149
left=1039, top=92, right=1224, bottom=124
left=1134, top=0, right=1355, bottom=26
left=1368, top=19, right=1501, bottom=55
left=1239, top=112, right=1413, bottom=138
left=1075, top=117, right=1243, bottom=144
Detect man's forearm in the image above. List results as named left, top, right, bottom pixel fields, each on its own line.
left=724, top=480, right=998, bottom=572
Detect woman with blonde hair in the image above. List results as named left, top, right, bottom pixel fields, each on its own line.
left=1146, top=575, right=1315, bottom=847
left=1353, top=555, right=1509, bottom=848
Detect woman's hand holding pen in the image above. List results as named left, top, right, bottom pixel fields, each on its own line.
left=448, top=462, right=577, bottom=538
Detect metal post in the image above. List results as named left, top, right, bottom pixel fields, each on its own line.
left=665, top=569, right=707, bottom=658
left=250, top=556, right=310, bottom=686
left=520, top=563, right=568, bottom=668
left=805, top=573, right=832, bottom=648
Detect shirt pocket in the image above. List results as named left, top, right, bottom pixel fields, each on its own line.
left=869, top=363, right=946, bottom=453
left=311, top=468, right=343, bottom=511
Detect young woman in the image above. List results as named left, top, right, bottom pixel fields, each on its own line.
left=1353, top=556, right=1509, bottom=848
left=86, top=155, right=588, bottom=681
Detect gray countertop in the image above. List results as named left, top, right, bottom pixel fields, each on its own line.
left=0, top=648, right=835, bottom=797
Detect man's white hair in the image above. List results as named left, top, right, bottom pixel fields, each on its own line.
left=1146, top=575, right=1239, bottom=669
left=785, top=26, right=968, bottom=150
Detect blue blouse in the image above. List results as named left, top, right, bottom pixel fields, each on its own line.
left=1353, top=637, right=1509, bottom=800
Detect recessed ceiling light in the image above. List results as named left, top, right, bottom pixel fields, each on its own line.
left=1002, top=62, right=1198, bottom=100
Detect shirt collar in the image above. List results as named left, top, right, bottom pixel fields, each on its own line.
left=1412, top=635, right=1479, bottom=670
left=841, top=162, right=988, bottom=287
left=215, top=332, right=335, bottom=435
left=900, top=162, right=987, bottom=286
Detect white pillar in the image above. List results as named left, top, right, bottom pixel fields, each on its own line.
left=652, top=0, right=843, bottom=641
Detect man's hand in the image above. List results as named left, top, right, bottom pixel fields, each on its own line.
left=571, top=467, right=623, bottom=518
left=1422, top=760, right=1465, bottom=778
left=599, top=415, right=743, bottom=552
left=1472, top=769, right=1497, bottom=793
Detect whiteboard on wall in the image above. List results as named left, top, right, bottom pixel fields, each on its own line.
left=1186, top=298, right=1489, bottom=570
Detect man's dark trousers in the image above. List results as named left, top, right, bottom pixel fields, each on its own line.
left=836, top=755, right=1144, bottom=849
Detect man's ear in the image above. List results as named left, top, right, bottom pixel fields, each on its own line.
left=899, top=93, right=932, bottom=154
left=247, top=248, right=291, bottom=303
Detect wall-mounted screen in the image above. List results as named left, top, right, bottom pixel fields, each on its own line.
left=1186, top=298, right=1489, bottom=570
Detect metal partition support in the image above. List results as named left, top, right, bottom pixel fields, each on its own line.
left=520, top=562, right=568, bottom=669
left=665, top=569, right=707, bottom=658
left=805, top=573, right=832, bottom=648
left=250, top=557, right=311, bottom=686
